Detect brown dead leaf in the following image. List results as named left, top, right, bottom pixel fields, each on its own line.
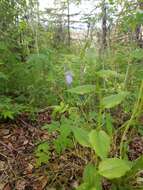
left=0, top=161, right=5, bottom=171
left=34, top=176, right=48, bottom=190
left=3, top=134, right=12, bottom=139
left=40, top=176, right=48, bottom=189
left=0, top=183, right=5, bottom=190
left=23, top=139, right=29, bottom=145
left=15, top=180, right=26, bottom=190
left=3, top=184, right=11, bottom=190
left=0, top=129, right=10, bottom=136
left=7, top=143, right=14, bottom=150
left=24, top=163, right=34, bottom=174
left=41, top=132, right=50, bottom=140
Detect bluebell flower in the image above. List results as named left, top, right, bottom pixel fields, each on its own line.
left=65, top=71, right=73, bottom=85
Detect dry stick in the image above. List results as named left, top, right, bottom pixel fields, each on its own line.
left=0, top=140, right=15, bottom=152
left=119, top=80, right=143, bottom=158
left=0, top=139, right=18, bottom=174
left=0, top=146, right=16, bottom=178
left=0, top=152, right=8, bottom=159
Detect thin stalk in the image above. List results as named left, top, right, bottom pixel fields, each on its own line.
left=123, top=61, right=131, bottom=90
left=67, top=0, right=70, bottom=47
left=96, top=77, right=103, bottom=130
left=120, top=80, right=143, bottom=158
left=35, top=0, right=39, bottom=55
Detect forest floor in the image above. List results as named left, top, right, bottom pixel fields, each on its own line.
left=0, top=111, right=143, bottom=190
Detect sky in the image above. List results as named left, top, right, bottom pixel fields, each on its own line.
left=39, top=0, right=97, bottom=30
left=39, top=0, right=94, bottom=15
left=39, top=0, right=54, bottom=10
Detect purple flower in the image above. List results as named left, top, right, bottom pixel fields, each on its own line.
left=65, top=71, right=73, bottom=85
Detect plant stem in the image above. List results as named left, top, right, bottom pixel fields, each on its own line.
left=120, top=80, right=143, bottom=158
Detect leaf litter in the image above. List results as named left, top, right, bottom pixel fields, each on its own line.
left=0, top=111, right=143, bottom=190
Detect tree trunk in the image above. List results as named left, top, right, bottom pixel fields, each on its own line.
left=136, top=0, right=143, bottom=48
left=102, top=0, right=107, bottom=50
left=67, top=0, right=70, bottom=47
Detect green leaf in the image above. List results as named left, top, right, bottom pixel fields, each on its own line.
left=72, top=127, right=91, bottom=147
left=77, top=164, right=102, bottom=190
left=131, top=49, right=143, bottom=61
left=89, top=130, right=110, bottom=159
left=53, top=102, right=69, bottom=116
left=54, top=135, right=73, bottom=154
left=83, top=164, right=102, bottom=190
left=53, top=118, right=73, bottom=154
left=67, top=85, right=96, bottom=95
left=97, top=70, right=119, bottom=78
left=76, top=183, right=89, bottom=190
left=0, top=42, right=8, bottom=51
left=35, top=142, right=50, bottom=167
left=83, top=164, right=97, bottom=184
left=60, top=124, right=72, bottom=138
left=102, top=91, right=129, bottom=109
left=37, top=142, right=49, bottom=153
left=35, top=152, right=50, bottom=167
left=42, top=122, right=60, bottom=133
left=106, top=113, right=113, bottom=136
left=108, top=0, right=114, bottom=5
left=0, top=72, right=8, bottom=80
left=2, top=111, right=14, bottom=119
left=126, top=156, right=143, bottom=178
left=98, top=158, right=131, bottom=179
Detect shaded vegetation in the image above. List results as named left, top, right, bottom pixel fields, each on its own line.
left=0, top=0, right=143, bottom=190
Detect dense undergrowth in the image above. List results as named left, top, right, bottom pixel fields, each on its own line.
left=1, top=41, right=143, bottom=189
left=0, top=0, right=143, bottom=189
